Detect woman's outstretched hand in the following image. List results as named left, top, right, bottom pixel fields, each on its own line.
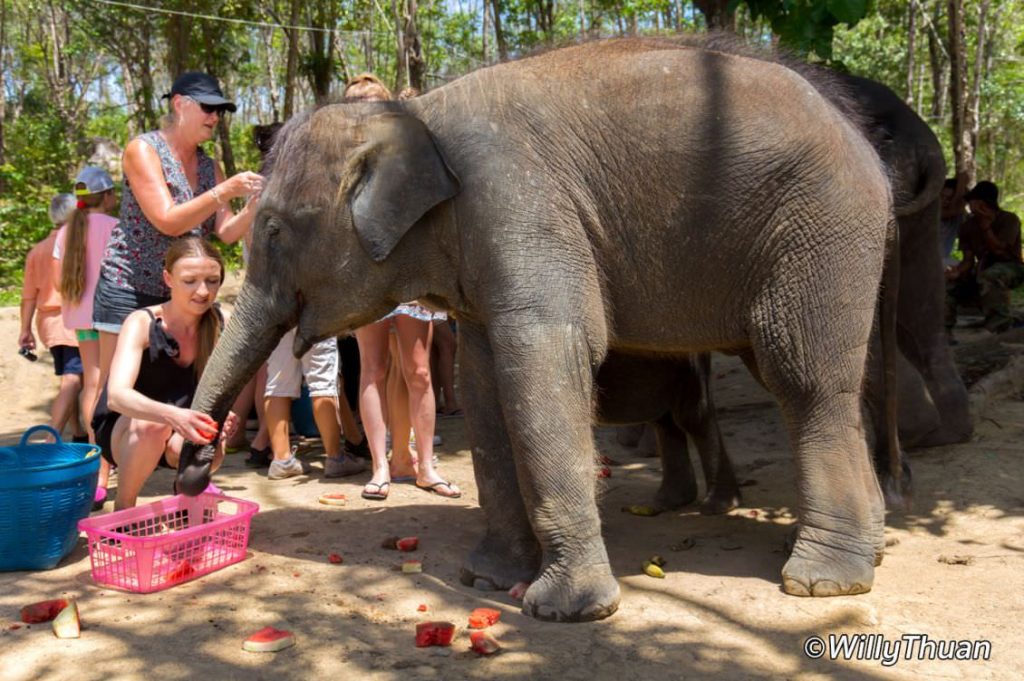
left=168, top=407, right=220, bottom=444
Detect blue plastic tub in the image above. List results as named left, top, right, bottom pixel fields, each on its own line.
left=0, top=425, right=100, bottom=570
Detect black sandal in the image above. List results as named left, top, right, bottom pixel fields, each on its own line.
left=361, top=481, right=390, bottom=501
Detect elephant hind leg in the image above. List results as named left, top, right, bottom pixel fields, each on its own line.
left=747, top=309, right=885, bottom=597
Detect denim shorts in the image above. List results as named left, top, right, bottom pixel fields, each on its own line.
left=50, top=345, right=83, bottom=376
left=92, top=275, right=167, bottom=333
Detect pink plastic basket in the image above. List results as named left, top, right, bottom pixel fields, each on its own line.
left=78, top=493, right=259, bottom=593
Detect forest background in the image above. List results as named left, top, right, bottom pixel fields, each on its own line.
left=0, top=0, right=1021, bottom=299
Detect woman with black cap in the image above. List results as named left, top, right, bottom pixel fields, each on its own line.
left=92, top=71, right=264, bottom=396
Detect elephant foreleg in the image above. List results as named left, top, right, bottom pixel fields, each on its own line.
left=492, top=320, right=619, bottom=622
left=457, top=321, right=542, bottom=591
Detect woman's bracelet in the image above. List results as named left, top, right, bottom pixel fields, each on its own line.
left=210, top=186, right=224, bottom=206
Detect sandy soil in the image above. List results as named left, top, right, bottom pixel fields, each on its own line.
left=1, top=277, right=1022, bottom=680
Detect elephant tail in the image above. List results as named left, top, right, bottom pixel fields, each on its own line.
left=879, top=214, right=911, bottom=510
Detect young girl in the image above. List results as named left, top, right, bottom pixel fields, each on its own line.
left=55, top=167, right=118, bottom=507
left=92, top=237, right=238, bottom=509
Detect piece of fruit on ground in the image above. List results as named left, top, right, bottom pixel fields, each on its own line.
left=318, top=493, right=347, bottom=506
left=415, top=621, right=456, bottom=647
left=468, top=607, right=501, bottom=629
left=20, top=599, right=69, bottom=624
left=167, top=559, right=196, bottom=582
left=508, top=582, right=530, bottom=601
left=52, top=600, right=80, bottom=639
left=242, top=627, right=296, bottom=652
left=402, top=560, right=422, bottom=573
left=470, top=630, right=501, bottom=655
left=328, top=553, right=343, bottom=564
left=396, top=537, right=419, bottom=552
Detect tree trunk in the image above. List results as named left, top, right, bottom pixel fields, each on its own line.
left=165, top=13, right=192, bottom=78
left=927, top=2, right=946, bottom=121
left=947, top=0, right=972, bottom=180
left=0, top=0, right=7, bottom=193
left=694, top=0, right=734, bottom=31
left=283, top=0, right=301, bottom=120
left=392, top=0, right=407, bottom=92
left=405, top=0, right=425, bottom=91
left=966, top=0, right=990, bottom=175
left=905, top=0, right=917, bottom=107
left=490, top=0, right=508, bottom=61
left=262, top=28, right=281, bottom=121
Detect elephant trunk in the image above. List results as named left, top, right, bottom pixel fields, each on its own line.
left=176, top=285, right=295, bottom=495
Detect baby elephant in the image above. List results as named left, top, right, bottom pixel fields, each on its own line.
left=597, top=352, right=741, bottom=515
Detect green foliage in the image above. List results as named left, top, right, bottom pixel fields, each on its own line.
left=736, top=0, right=872, bottom=59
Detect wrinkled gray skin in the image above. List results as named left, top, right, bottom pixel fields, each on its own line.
left=185, top=39, right=894, bottom=621
left=620, top=74, right=971, bottom=510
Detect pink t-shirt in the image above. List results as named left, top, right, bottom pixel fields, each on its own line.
left=53, top=213, right=118, bottom=331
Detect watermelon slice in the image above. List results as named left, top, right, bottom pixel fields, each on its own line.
left=328, top=553, right=343, bottom=564
left=167, top=559, right=196, bottom=582
left=381, top=536, right=400, bottom=550
left=52, top=600, right=80, bottom=639
left=20, top=599, right=69, bottom=624
left=417, top=604, right=428, bottom=612
left=415, top=621, right=455, bottom=647
left=401, top=560, right=422, bottom=573
left=318, top=493, right=347, bottom=506
left=469, top=630, right=501, bottom=655
left=242, top=626, right=296, bottom=652
left=396, top=537, right=419, bottom=552
left=468, top=608, right=501, bottom=629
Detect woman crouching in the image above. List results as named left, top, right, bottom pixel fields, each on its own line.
left=93, top=237, right=238, bottom=509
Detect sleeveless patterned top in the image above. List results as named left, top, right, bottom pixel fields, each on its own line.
left=100, top=131, right=217, bottom=297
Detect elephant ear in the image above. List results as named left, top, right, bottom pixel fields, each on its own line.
left=349, top=112, right=460, bottom=262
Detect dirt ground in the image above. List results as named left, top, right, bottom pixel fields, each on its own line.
left=2, top=276, right=1022, bottom=680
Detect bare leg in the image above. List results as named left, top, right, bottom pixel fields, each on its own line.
left=250, top=364, right=270, bottom=450
left=311, top=395, right=341, bottom=458
left=395, top=315, right=454, bottom=493
left=356, top=321, right=392, bottom=493
left=110, top=417, right=173, bottom=510
left=264, top=396, right=293, bottom=461
left=387, top=332, right=417, bottom=478
left=50, top=373, right=83, bottom=438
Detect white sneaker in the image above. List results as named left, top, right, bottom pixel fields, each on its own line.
left=268, top=456, right=304, bottom=480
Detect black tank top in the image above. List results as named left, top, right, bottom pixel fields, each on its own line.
left=93, top=308, right=213, bottom=422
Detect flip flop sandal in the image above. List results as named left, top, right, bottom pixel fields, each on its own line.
left=415, top=480, right=462, bottom=499
left=361, top=481, right=390, bottom=501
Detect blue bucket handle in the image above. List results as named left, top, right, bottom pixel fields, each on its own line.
left=19, top=425, right=62, bottom=446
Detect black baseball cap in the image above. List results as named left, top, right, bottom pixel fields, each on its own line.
left=965, top=181, right=999, bottom=207
left=163, top=72, right=237, bottom=112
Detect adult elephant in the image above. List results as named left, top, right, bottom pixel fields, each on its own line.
left=837, top=73, right=971, bottom=449
left=178, top=38, right=895, bottom=621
